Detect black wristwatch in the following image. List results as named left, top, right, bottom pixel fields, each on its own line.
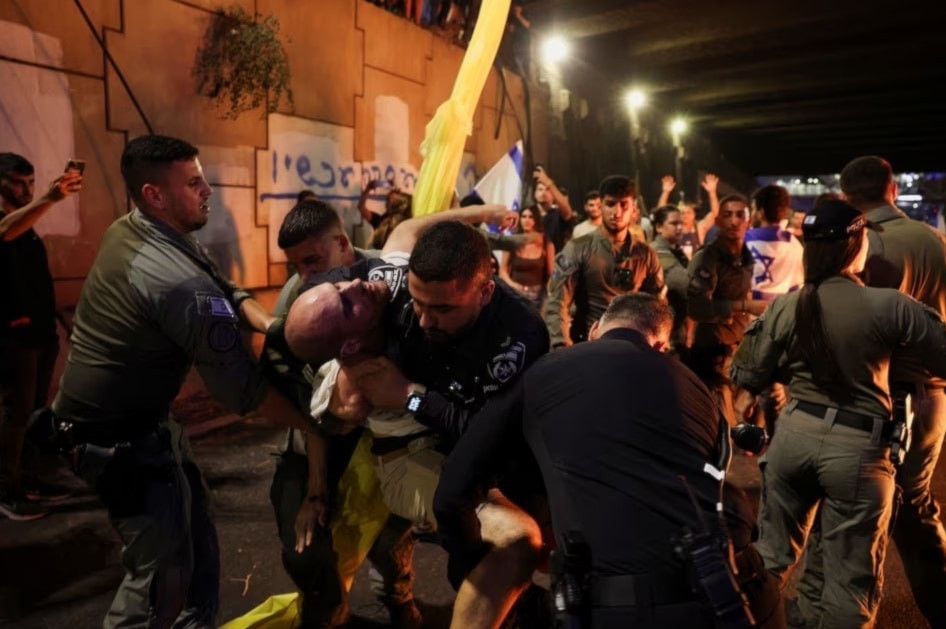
left=405, top=383, right=428, bottom=414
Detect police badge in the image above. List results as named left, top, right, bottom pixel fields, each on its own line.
left=488, top=341, right=527, bottom=383
left=367, top=264, right=406, bottom=302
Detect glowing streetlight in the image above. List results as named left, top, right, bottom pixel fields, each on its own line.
left=670, top=117, right=688, bottom=139
left=625, top=89, right=647, bottom=111
left=541, top=35, right=569, bottom=64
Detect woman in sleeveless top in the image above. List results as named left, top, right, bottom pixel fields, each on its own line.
left=500, top=207, right=554, bottom=310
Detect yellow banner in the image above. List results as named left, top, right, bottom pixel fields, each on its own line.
left=411, top=0, right=512, bottom=216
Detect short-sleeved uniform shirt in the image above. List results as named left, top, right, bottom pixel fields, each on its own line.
left=53, top=209, right=266, bottom=428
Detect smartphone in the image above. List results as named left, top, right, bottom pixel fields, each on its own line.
left=65, top=159, right=86, bottom=175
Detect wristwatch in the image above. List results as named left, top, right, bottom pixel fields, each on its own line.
left=405, top=383, right=428, bottom=414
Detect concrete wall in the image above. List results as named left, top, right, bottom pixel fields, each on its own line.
left=0, top=0, right=557, bottom=405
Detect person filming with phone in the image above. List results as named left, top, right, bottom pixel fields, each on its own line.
left=0, top=152, right=83, bottom=520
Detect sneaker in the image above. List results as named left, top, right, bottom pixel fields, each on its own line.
left=23, top=480, right=74, bottom=503
left=0, top=492, right=48, bottom=521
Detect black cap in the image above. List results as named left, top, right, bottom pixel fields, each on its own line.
left=801, top=199, right=878, bottom=241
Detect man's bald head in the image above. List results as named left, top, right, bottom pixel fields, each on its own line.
left=284, top=278, right=390, bottom=365
left=284, top=284, right=345, bottom=366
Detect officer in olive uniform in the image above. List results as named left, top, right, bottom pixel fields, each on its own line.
left=795, top=156, right=946, bottom=627
left=545, top=175, right=664, bottom=347
left=52, top=135, right=321, bottom=628
left=730, top=200, right=946, bottom=627
left=687, top=194, right=768, bottom=425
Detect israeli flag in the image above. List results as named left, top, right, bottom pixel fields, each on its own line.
left=462, top=140, right=524, bottom=214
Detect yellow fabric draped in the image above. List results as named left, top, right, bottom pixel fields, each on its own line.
left=221, top=431, right=388, bottom=629
left=411, top=0, right=512, bottom=216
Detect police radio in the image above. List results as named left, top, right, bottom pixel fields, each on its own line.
left=675, top=417, right=756, bottom=628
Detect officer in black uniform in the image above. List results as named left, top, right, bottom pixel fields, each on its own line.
left=435, top=293, right=784, bottom=628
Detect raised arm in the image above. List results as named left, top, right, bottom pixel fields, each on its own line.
left=0, top=171, right=82, bottom=241
left=382, top=204, right=518, bottom=255
left=696, top=174, right=720, bottom=243
left=534, top=166, right=574, bottom=221
left=656, top=175, right=675, bottom=209
left=357, top=179, right=379, bottom=224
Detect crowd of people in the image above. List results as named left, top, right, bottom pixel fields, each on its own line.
left=2, top=136, right=946, bottom=629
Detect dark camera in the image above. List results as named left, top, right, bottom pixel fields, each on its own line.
left=612, top=266, right=635, bottom=290
left=732, top=422, right=769, bottom=455
left=65, top=159, right=86, bottom=175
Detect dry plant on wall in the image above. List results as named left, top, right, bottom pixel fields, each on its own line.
left=193, top=4, right=294, bottom=119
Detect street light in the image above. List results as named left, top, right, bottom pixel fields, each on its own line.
left=541, top=35, right=569, bottom=64
left=669, top=117, right=688, bottom=203
left=625, top=89, right=647, bottom=111
left=625, top=89, right=647, bottom=187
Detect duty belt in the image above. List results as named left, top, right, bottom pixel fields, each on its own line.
left=793, top=400, right=894, bottom=439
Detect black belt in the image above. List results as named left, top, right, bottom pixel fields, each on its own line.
left=66, top=420, right=162, bottom=448
left=794, top=400, right=893, bottom=439
left=371, top=430, right=436, bottom=456
left=591, top=572, right=692, bottom=608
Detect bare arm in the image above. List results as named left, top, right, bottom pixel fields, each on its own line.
left=382, top=204, right=518, bottom=255
left=534, top=166, right=574, bottom=221
left=656, top=175, right=675, bottom=208
left=357, top=180, right=378, bottom=223
left=499, top=250, right=516, bottom=288
left=545, top=240, right=555, bottom=280
left=239, top=298, right=276, bottom=334
left=696, top=174, right=720, bottom=243
left=0, top=172, right=82, bottom=241
left=293, top=431, right=329, bottom=551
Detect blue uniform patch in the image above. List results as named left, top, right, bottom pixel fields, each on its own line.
left=208, top=296, right=236, bottom=318
left=552, top=251, right=577, bottom=280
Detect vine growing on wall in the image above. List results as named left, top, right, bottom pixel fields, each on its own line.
left=193, top=4, right=294, bottom=119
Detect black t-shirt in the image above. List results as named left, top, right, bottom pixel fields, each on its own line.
left=0, top=217, right=56, bottom=343
left=531, top=205, right=576, bottom=253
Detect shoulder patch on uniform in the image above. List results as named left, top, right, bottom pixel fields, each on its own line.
left=487, top=341, right=526, bottom=384
left=207, top=321, right=238, bottom=352
left=552, top=252, right=578, bottom=280
left=196, top=292, right=238, bottom=320
left=367, top=264, right=406, bottom=302
left=208, top=296, right=236, bottom=318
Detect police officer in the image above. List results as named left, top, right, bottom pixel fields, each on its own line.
left=436, top=293, right=783, bottom=628
left=687, top=193, right=767, bottom=425
left=730, top=199, right=946, bottom=628
left=51, top=135, right=324, bottom=628
left=544, top=174, right=664, bottom=348
left=795, top=156, right=946, bottom=627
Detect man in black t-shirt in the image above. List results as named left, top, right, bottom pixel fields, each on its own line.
left=0, top=152, right=82, bottom=520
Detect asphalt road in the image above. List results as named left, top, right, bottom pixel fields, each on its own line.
left=1, top=418, right=938, bottom=628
